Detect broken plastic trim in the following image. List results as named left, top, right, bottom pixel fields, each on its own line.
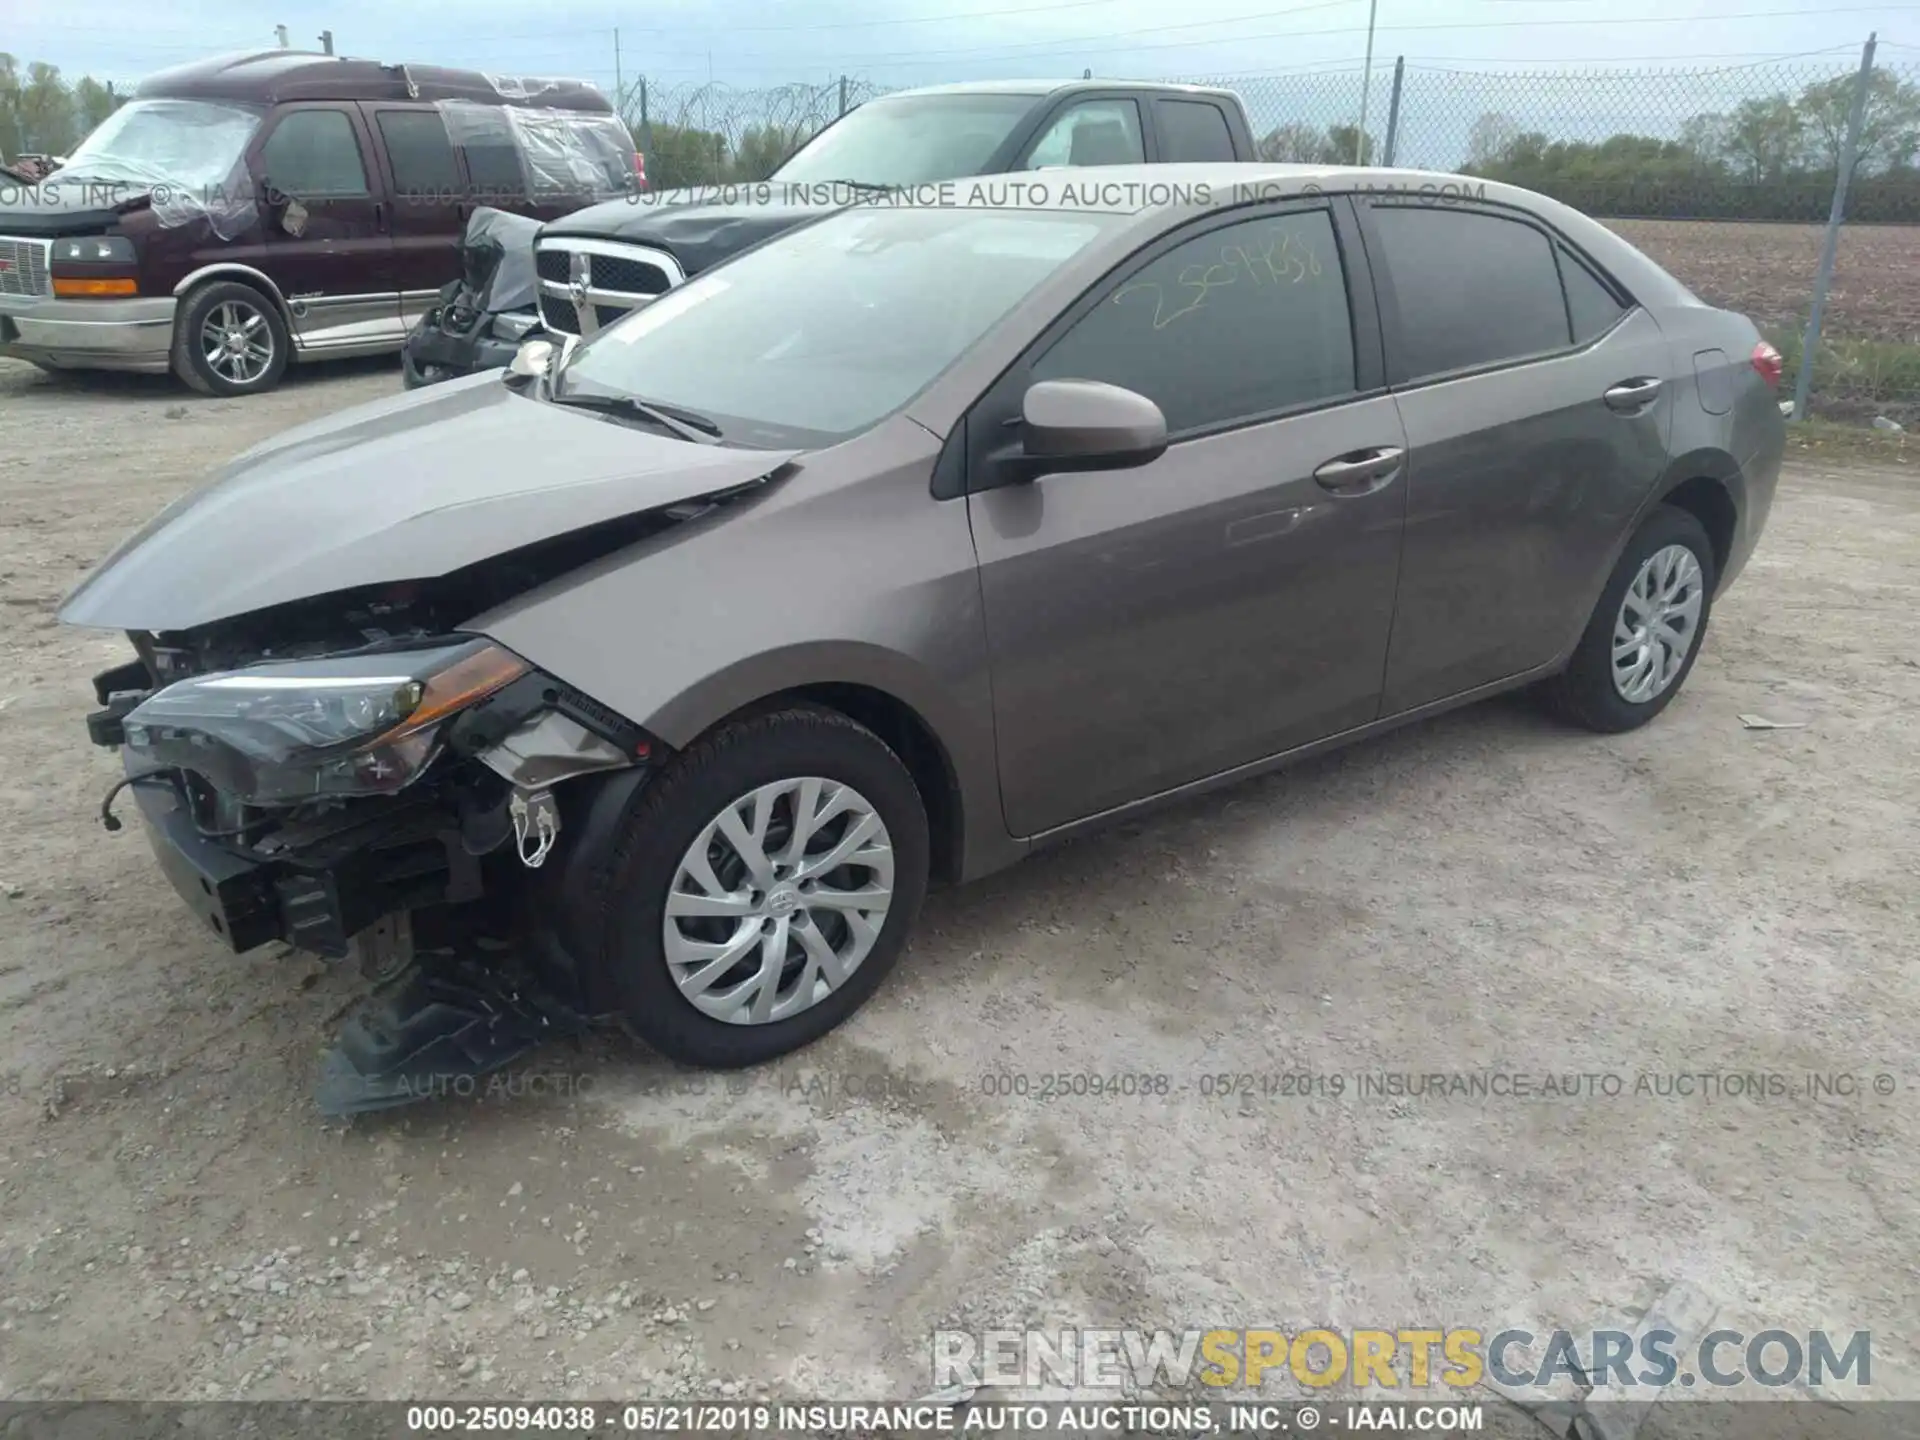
left=315, top=950, right=591, bottom=1116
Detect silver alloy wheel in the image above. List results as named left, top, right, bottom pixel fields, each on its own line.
left=1612, top=542, right=1705, bottom=704
left=662, top=777, right=895, bottom=1025
left=200, top=298, right=275, bottom=386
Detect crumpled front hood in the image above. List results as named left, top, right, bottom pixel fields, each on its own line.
left=59, top=373, right=796, bottom=633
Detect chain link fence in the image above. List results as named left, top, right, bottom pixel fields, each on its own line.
left=1207, top=51, right=1920, bottom=425
left=614, top=47, right=1920, bottom=427
left=613, top=77, right=894, bottom=192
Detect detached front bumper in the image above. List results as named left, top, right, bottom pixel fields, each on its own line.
left=0, top=292, right=177, bottom=373
left=400, top=310, right=533, bottom=388
left=124, top=756, right=486, bottom=958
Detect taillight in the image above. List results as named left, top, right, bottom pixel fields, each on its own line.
left=1751, top=340, right=1783, bottom=389
left=631, top=151, right=649, bottom=192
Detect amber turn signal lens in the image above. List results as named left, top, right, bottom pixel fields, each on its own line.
left=52, top=277, right=139, bottom=298
left=379, top=642, right=531, bottom=743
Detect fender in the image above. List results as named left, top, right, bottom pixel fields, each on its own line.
left=630, top=639, right=1020, bottom=886
left=1552, top=446, right=1744, bottom=665
left=171, top=262, right=296, bottom=328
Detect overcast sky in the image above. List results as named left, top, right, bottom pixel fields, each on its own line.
left=9, top=0, right=1919, bottom=93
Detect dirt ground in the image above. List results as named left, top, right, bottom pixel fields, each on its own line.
left=0, top=356, right=1916, bottom=1410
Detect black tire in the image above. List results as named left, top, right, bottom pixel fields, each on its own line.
left=1544, top=504, right=1718, bottom=733
left=171, top=280, right=289, bottom=396
left=580, top=705, right=930, bottom=1068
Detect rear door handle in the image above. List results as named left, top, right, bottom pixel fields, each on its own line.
left=1313, top=446, right=1405, bottom=494
left=1604, top=377, right=1663, bottom=411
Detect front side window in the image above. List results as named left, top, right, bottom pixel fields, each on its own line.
left=774, top=94, right=1041, bottom=188
left=58, top=98, right=262, bottom=189
left=1369, top=205, right=1571, bottom=380
left=259, top=109, right=369, bottom=198
left=1023, top=100, right=1145, bottom=169
left=1032, top=209, right=1356, bottom=434
left=556, top=206, right=1126, bottom=447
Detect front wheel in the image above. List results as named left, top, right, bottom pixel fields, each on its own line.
left=172, top=281, right=289, bottom=396
left=1545, top=504, right=1718, bottom=733
left=581, top=706, right=930, bottom=1067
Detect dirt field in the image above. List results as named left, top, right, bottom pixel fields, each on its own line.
left=1, top=357, right=1917, bottom=1411
left=1603, top=219, right=1920, bottom=346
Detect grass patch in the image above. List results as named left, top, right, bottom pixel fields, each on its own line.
left=1785, top=417, right=1917, bottom=468
left=1770, top=330, right=1920, bottom=424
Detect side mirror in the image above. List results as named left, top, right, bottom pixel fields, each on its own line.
left=1015, top=378, right=1167, bottom=478
left=507, top=337, right=556, bottom=379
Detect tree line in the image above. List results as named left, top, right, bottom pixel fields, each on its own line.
left=1, top=55, right=121, bottom=160
left=1258, top=66, right=1920, bottom=221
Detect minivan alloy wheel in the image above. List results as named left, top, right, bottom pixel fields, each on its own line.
left=662, top=776, right=895, bottom=1025
left=1612, top=543, right=1704, bottom=703
left=201, top=298, right=276, bottom=386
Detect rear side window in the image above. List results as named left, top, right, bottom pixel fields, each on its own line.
left=377, top=110, right=462, bottom=200
left=1158, top=100, right=1236, bottom=162
left=462, top=133, right=528, bottom=201
left=1369, top=205, right=1570, bottom=380
left=259, top=109, right=369, bottom=198
left=1032, top=209, right=1355, bottom=433
left=1559, top=248, right=1627, bottom=343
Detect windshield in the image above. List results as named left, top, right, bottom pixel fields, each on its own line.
left=773, top=94, right=1041, bottom=188
left=59, top=98, right=263, bottom=189
left=556, top=205, right=1123, bottom=446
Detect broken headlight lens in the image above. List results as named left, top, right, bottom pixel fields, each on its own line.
left=121, top=638, right=529, bottom=805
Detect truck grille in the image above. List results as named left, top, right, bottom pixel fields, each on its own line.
left=534, top=239, right=683, bottom=338
left=0, top=236, right=52, bottom=298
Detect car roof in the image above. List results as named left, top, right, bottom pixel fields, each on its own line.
left=884, top=79, right=1240, bottom=101
left=877, top=161, right=1696, bottom=307
left=134, top=51, right=615, bottom=111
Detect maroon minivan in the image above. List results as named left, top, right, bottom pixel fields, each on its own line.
left=0, top=50, right=636, bottom=395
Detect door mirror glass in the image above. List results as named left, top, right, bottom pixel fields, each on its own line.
left=1019, top=378, right=1167, bottom=475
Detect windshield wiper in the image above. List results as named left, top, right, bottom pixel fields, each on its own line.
left=814, top=178, right=895, bottom=196
left=547, top=388, right=723, bottom=444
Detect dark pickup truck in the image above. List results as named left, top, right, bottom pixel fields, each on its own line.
left=402, top=79, right=1257, bottom=380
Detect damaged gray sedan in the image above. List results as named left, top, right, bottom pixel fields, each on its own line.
left=60, top=166, right=1783, bottom=1110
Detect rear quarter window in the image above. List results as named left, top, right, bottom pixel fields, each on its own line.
left=1559, top=247, right=1628, bottom=343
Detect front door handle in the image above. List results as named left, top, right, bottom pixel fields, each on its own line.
left=1313, top=446, right=1405, bottom=495
left=1604, top=377, right=1663, bottom=411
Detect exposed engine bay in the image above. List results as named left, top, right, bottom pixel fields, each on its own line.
left=82, top=513, right=689, bottom=1116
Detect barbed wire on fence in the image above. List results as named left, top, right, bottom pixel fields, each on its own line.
left=612, top=77, right=894, bottom=188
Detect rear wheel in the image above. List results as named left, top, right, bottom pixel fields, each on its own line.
left=583, top=706, right=929, bottom=1067
left=172, top=281, right=289, bottom=396
left=1545, top=504, right=1717, bottom=733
